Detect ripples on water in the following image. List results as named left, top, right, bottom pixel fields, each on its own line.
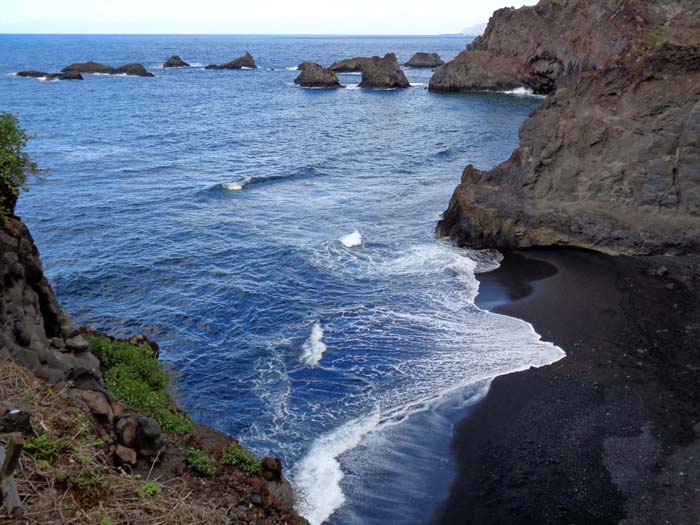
left=2, top=34, right=562, bottom=524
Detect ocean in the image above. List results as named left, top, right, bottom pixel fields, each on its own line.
left=1, top=34, right=563, bottom=524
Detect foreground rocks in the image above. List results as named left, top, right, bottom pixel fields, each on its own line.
left=438, top=2, right=700, bottom=255
left=205, top=52, right=257, bottom=70
left=404, top=52, right=444, bottom=68
left=429, top=0, right=700, bottom=94
left=294, top=62, right=343, bottom=89
left=163, top=54, right=190, bottom=68
left=61, top=61, right=155, bottom=77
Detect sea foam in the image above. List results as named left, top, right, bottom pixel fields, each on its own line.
left=292, top=410, right=380, bottom=525
left=339, top=230, right=362, bottom=248
left=300, top=321, right=327, bottom=367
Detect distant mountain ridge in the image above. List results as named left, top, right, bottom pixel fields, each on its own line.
left=460, top=23, right=487, bottom=36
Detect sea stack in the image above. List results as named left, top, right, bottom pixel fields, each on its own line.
left=205, top=52, right=257, bottom=70
left=404, top=52, right=444, bottom=67
left=163, top=55, right=190, bottom=68
left=358, top=53, right=410, bottom=89
left=294, top=62, right=344, bottom=89
left=61, top=61, right=154, bottom=77
left=329, top=57, right=372, bottom=73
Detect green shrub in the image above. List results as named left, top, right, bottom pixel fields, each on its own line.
left=223, top=443, right=261, bottom=476
left=24, top=431, right=69, bottom=460
left=649, top=33, right=661, bottom=46
left=0, top=113, right=39, bottom=221
left=185, top=447, right=216, bottom=477
left=137, top=481, right=162, bottom=499
left=89, top=336, right=193, bottom=433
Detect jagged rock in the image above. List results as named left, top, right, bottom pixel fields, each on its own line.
left=114, top=444, right=137, bottom=465
left=429, top=0, right=700, bottom=94
left=116, top=417, right=138, bottom=448
left=163, top=55, right=190, bottom=68
left=329, top=57, right=372, bottom=72
left=438, top=43, right=700, bottom=255
left=404, top=52, right=444, bottom=68
left=65, top=335, right=89, bottom=352
left=50, top=337, right=65, bottom=349
left=261, top=457, right=283, bottom=482
left=47, top=71, right=83, bottom=81
left=205, top=52, right=257, bottom=70
left=294, top=62, right=343, bottom=89
left=358, top=53, right=410, bottom=90
left=80, top=390, right=114, bottom=424
left=111, top=63, right=155, bottom=77
left=134, top=416, right=164, bottom=455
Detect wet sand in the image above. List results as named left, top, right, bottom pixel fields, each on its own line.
left=434, top=249, right=700, bottom=524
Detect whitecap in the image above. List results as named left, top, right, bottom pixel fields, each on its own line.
left=500, top=87, right=546, bottom=98
left=292, top=410, right=380, bottom=525
left=222, top=177, right=252, bottom=192
left=300, top=321, right=327, bottom=367
left=339, top=230, right=362, bottom=248
left=286, top=66, right=299, bottom=71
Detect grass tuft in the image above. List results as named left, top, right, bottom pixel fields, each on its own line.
left=186, top=447, right=217, bottom=477
left=223, top=443, right=261, bottom=476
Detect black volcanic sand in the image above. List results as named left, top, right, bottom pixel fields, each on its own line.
left=434, top=249, right=700, bottom=524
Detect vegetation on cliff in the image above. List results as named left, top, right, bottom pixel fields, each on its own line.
left=0, top=113, right=38, bottom=221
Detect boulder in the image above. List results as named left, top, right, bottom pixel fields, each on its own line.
left=115, top=416, right=138, bottom=448
left=134, top=415, right=164, bottom=455
left=358, top=53, right=410, bottom=90
left=0, top=409, right=32, bottom=436
left=205, top=52, right=257, bottom=70
left=404, top=52, right=444, bottom=68
left=261, top=457, right=283, bottom=482
left=111, top=63, right=155, bottom=77
left=294, top=62, right=343, bottom=89
left=80, top=390, right=114, bottom=424
left=163, top=55, right=190, bottom=68
left=65, top=335, right=89, bottom=352
left=114, top=444, right=137, bottom=465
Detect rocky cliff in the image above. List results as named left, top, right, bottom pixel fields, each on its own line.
left=0, top=173, right=301, bottom=522
left=436, top=1, right=700, bottom=255
left=430, top=0, right=700, bottom=94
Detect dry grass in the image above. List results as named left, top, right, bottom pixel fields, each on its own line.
left=0, top=362, right=254, bottom=524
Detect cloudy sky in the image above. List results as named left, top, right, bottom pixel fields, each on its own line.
left=1, top=0, right=537, bottom=34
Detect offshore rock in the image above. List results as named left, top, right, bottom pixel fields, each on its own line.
left=405, top=52, right=444, bottom=68
left=294, top=62, right=343, bottom=88
left=111, top=63, right=155, bottom=77
left=205, top=52, right=257, bottom=70
left=61, top=61, right=154, bottom=77
left=358, top=53, right=410, bottom=89
left=328, top=56, right=372, bottom=72
left=163, top=55, right=190, bottom=68
left=438, top=43, right=700, bottom=255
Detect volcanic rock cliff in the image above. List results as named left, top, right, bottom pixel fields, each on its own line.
left=436, top=0, right=700, bottom=255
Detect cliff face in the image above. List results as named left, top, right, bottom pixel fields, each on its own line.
left=430, top=0, right=700, bottom=94
left=436, top=0, right=700, bottom=255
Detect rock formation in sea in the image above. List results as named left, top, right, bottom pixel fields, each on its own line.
left=358, top=53, right=410, bottom=89
left=429, top=0, right=700, bottom=94
left=404, top=52, right=444, bottom=68
left=61, top=61, right=155, bottom=77
left=436, top=0, right=700, bottom=255
left=328, top=56, right=372, bottom=73
left=0, top=116, right=301, bottom=523
left=294, top=62, right=344, bottom=89
left=16, top=70, right=84, bottom=81
left=163, top=54, right=190, bottom=68
left=205, top=52, right=257, bottom=70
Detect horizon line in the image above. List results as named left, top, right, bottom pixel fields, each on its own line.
left=0, top=32, right=474, bottom=37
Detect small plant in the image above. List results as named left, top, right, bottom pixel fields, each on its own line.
left=223, top=443, right=261, bottom=476
left=186, top=447, right=216, bottom=477
left=137, top=481, right=162, bottom=499
left=99, top=519, right=113, bottom=525
left=24, top=431, right=69, bottom=460
left=89, top=336, right=193, bottom=433
left=649, top=33, right=661, bottom=46
left=55, top=465, right=106, bottom=497
left=0, top=113, right=39, bottom=221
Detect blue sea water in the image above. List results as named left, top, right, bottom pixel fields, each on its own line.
left=1, top=35, right=563, bottom=524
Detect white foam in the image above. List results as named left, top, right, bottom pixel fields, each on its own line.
left=242, top=66, right=255, bottom=70
left=300, top=321, right=327, bottom=367
left=292, top=409, right=380, bottom=525
left=222, top=177, right=252, bottom=192
left=345, top=84, right=361, bottom=90
left=500, top=87, right=546, bottom=98
left=339, top=230, right=362, bottom=248
left=286, top=66, right=299, bottom=71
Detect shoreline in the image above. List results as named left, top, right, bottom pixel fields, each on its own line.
left=434, top=248, right=700, bottom=524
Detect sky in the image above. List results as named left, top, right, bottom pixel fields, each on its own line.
left=0, top=0, right=538, bottom=35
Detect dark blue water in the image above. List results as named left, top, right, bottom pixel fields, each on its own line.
left=1, top=35, right=562, bottom=524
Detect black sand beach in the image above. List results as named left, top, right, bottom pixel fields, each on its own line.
left=434, top=249, right=700, bottom=524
